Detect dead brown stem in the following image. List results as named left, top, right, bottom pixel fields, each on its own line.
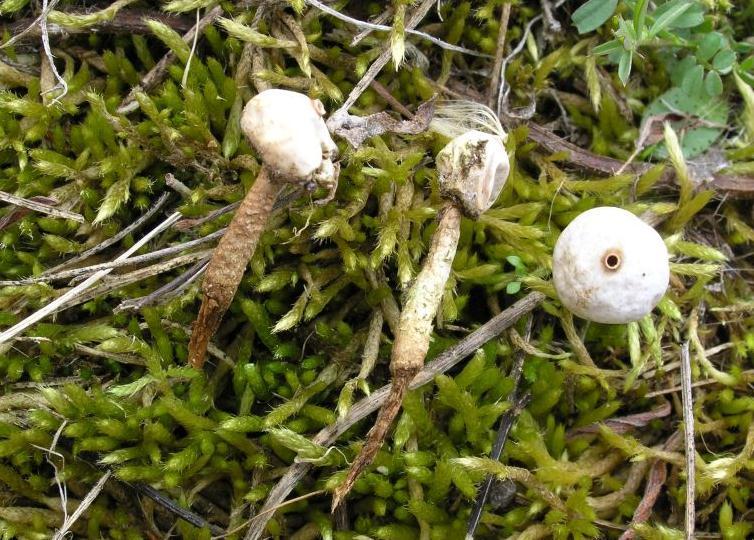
left=524, top=121, right=754, bottom=196
left=680, top=342, right=696, bottom=540
left=619, top=431, right=683, bottom=540
left=331, top=375, right=411, bottom=511
left=568, top=400, right=672, bottom=437
left=188, top=168, right=281, bottom=368
left=487, top=3, right=512, bottom=108
left=3, top=10, right=193, bottom=43
left=589, top=460, right=652, bottom=514
left=332, top=203, right=462, bottom=509
left=0, top=191, right=83, bottom=222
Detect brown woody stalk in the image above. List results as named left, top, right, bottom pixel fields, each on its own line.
left=188, top=169, right=280, bottom=368
left=188, top=89, right=337, bottom=368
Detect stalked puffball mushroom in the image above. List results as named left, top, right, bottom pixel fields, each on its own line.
left=188, top=89, right=339, bottom=369
left=332, top=129, right=510, bottom=509
left=552, top=206, right=669, bottom=324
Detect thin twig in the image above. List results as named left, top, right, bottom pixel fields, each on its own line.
left=540, top=0, right=562, bottom=34
left=0, top=212, right=181, bottom=344
left=466, top=315, right=533, bottom=540
left=0, top=231, right=222, bottom=286
left=215, top=490, right=325, bottom=539
left=42, top=193, right=171, bottom=275
left=3, top=10, right=194, bottom=41
left=0, top=191, right=84, bottom=222
left=644, top=370, right=754, bottom=397
left=496, top=0, right=567, bottom=116
left=305, top=0, right=491, bottom=58
left=243, top=292, right=544, bottom=540
left=619, top=431, right=683, bottom=540
left=165, top=173, right=193, bottom=199
left=350, top=9, right=393, bottom=46
left=65, top=243, right=212, bottom=287
left=40, top=0, right=68, bottom=103
left=181, top=9, right=201, bottom=88
left=486, top=3, right=512, bottom=108
left=133, top=482, right=224, bottom=536
left=331, top=0, right=436, bottom=119
left=65, top=249, right=211, bottom=309
left=114, top=258, right=208, bottom=313
left=73, top=343, right=144, bottom=365
left=523, top=122, right=754, bottom=195
left=1, top=0, right=61, bottom=49
left=52, top=471, right=112, bottom=540
left=680, top=342, right=696, bottom=540
left=174, top=187, right=304, bottom=231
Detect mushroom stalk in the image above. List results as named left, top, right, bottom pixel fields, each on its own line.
left=332, top=202, right=461, bottom=508
left=188, top=89, right=338, bottom=368
left=188, top=168, right=280, bottom=368
left=333, top=129, right=510, bottom=509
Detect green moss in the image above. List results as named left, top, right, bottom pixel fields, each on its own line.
left=0, top=0, right=751, bottom=538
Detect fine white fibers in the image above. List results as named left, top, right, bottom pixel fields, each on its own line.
left=430, top=100, right=508, bottom=141
left=241, top=89, right=337, bottom=180
left=552, top=206, right=670, bottom=324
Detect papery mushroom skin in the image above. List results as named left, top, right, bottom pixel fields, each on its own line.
left=552, top=206, right=670, bottom=324
left=188, top=89, right=338, bottom=369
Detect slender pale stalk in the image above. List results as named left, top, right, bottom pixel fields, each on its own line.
left=332, top=202, right=461, bottom=509
left=188, top=168, right=280, bottom=368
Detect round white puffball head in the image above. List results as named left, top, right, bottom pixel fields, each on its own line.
left=241, top=89, right=337, bottom=180
left=552, top=206, right=670, bottom=324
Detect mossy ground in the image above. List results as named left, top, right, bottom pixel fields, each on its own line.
left=0, top=1, right=753, bottom=539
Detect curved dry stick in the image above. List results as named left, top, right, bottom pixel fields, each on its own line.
left=242, top=292, right=543, bottom=540
left=188, top=169, right=280, bottom=368
left=332, top=203, right=462, bottom=509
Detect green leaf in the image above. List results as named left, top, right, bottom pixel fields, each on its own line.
left=704, top=71, right=723, bottom=96
left=108, top=375, right=156, bottom=397
left=592, top=39, right=623, bottom=56
left=0, top=0, right=30, bottom=15
left=652, top=0, right=703, bottom=29
left=696, top=32, right=725, bottom=63
left=218, top=18, right=296, bottom=48
left=670, top=56, right=697, bottom=86
left=647, top=2, right=691, bottom=38
left=505, top=255, right=526, bottom=272
left=618, top=50, right=633, bottom=85
left=668, top=2, right=704, bottom=28
left=506, top=281, right=522, bottom=295
left=633, top=0, right=649, bottom=37
left=642, top=86, right=729, bottom=158
left=571, top=0, right=618, bottom=34
left=739, top=55, right=754, bottom=72
left=713, top=49, right=737, bottom=74
left=617, top=16, right=638, bottom=50
left=681, top=64, right=705, bottom=98
left=43, top=235, right=83, bottom=254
